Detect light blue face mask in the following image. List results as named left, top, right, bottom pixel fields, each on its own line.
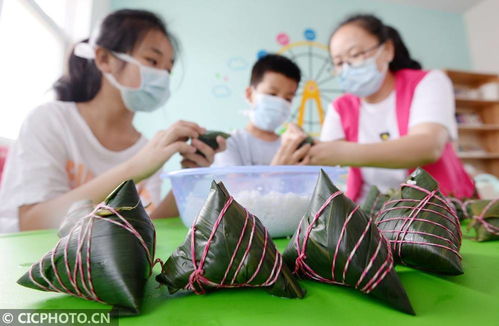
left=104, top=52, right=171, bottom=113
left=338, top=48, right=388, bottom=98
left=74, top=39, right=171, bottom=113
left=250, top=93, right=291, bottom=132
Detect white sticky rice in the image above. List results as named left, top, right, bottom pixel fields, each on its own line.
left=181, top=190, right=310, bottom=238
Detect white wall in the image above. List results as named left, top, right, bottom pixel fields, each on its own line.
left=465, top=0, right=499, bottom=73
left=90, top=0, right=111, bottom=29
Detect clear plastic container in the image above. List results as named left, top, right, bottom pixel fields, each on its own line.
left=164, top=165, right=347, bottom=238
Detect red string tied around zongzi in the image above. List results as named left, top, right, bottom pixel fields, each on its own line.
left=368, top=191, right=385, bottom=217
left=27, top=203, right=156, bottom=303
left=293, top=190, right=394, bottom=294
left=472, top=198, right=499, bottom=235
left=187, top=196, right=283, bottom=294
left=376, top=183, right=462, bottom=262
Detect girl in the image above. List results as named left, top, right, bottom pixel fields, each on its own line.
left=310, top=14, right=474, bottom=202
left=0, top=9, right=226, bottom=233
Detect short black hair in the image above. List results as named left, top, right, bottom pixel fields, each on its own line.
left=250, top=54, right=301, bottom=87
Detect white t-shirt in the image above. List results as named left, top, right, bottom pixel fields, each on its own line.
left=320, top=70, right=457, bottom=201
left=0, top=101, right=162, bottom=233
left=212, top=128, right=281, bottom=166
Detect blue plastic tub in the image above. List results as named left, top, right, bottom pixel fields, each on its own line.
left=164, top=165, right=347, bottom=238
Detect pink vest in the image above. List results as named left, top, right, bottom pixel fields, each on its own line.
left=333, top=69, right=475, bottom=201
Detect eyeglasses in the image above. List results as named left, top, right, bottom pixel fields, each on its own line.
left=332, top=42, right=384, bottom=75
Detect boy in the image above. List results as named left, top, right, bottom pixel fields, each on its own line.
left=213, top=54, right=310, bottom=166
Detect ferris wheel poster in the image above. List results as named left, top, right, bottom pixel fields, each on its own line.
left=257, top=28, right=342, bottom=136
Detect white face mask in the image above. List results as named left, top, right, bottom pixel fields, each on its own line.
left=250, top=93, right=291, bottom=132
left=74, top=41, right=171, bottom=113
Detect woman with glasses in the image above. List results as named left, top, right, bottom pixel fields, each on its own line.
left=309, top=14, right=474, bottom=202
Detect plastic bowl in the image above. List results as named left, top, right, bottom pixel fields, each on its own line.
left=165, top=165, right=347, bottom=238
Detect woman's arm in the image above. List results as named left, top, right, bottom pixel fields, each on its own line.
left=309, top=122, right=448, bottom=168
left=20, top=161, right=144, bottom=230
left=19, top=121, right=202, bottom=231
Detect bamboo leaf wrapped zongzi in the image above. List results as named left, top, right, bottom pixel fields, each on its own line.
left=17, top=180, right=157, bottom=316
left=468, top=199, right=499, bottom=241
left=360, top=186, right=391, bottom=219
left=298, top=135, right=314, bottom=149
left=446, top=197, right=471, bottom=221
left=376, top=168, right=463, bottom=275
left=156, top=181, right=305, bottom=299
left=195, top=130, right=231, bottom=157
left=283, top=170, right=414, bottom=315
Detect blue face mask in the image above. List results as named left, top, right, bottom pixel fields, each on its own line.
left=338, top=50, right=388, bottom=98
left=104, top=52, right=171, bottom=113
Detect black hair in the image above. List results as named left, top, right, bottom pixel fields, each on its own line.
left=332, top=14, right=422, bottom=72
left=54, top=9, right=177, bottom=102
left=250, top=54, right=301, bottom=86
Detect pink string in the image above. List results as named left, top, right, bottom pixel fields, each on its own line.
left=472, top=199, right=499, bottom=235
left=447, top=197, right=468, bottom=219
left=332, top=205, right=360, bottom=281
left=368, top=191, right=384, bottom=217
left=28, top=203, right=157, bottom=304
left=378, top=217, right=459, bottom=244
left=376, top=183, right=462, bottom=263
left=186, top=196, right=282, bottom=294
left=293, top=190, right=394, bottom=294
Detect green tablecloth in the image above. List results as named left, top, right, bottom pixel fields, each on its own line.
left=1, top=218, right=498, bottom=325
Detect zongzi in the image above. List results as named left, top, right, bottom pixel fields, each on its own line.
left=468, top=199, right=499, bottom=241
left=17, top=180, right=157, bottom=316
left=360, top=186, right=390, bottom=220
left=195, top=130, right=231, bottom=157
left=156, top=181, right=305, bottom=299
left=298, top=135, right=314, bottom=149
left=283, top=170, right=414, bottom=315
left=447, top=197, right=471, bottom=221
left=376, top=168, right=463, bottom=275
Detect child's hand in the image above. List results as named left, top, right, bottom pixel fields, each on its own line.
left=125, top=121, right=205, bottom=182
left=282, top=123, right=305, bottom=137
left=161, top=120, right=206, bottom=144
left=180, top=136, right=227, bottom=168
left=271, top=124, right=310, bottom=165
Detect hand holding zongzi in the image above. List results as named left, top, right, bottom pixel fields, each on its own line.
left=271, top=123, right=311, bottom=165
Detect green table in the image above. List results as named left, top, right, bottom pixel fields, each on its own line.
left=1, top=218, right=498, bottom=325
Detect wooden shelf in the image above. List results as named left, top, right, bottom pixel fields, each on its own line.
left=458, top=125, right=499, bottom=132
left=458, top=153, right=499, bottom=159
left=446, top=70, right=499, bottom=88
left=447, top=69, right=499, bottom=176
left=456, top=98, right=499, bottom=109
